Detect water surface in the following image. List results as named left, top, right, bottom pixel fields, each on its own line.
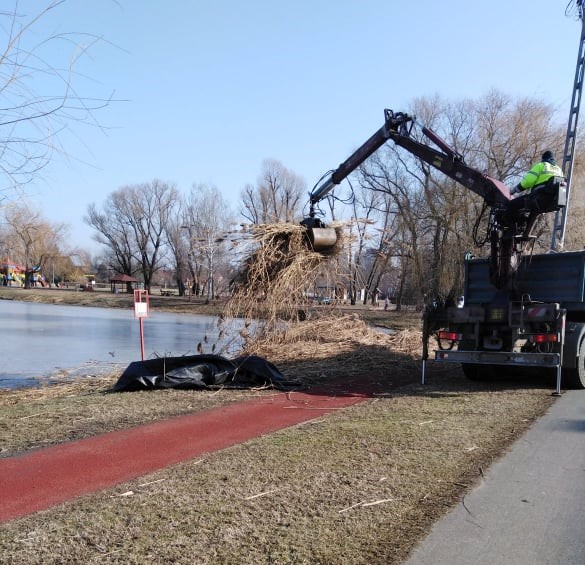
left=0, top=300, right=236, bottom=389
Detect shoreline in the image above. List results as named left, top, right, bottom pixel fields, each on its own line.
left=0, top=288, right=234, bottom=391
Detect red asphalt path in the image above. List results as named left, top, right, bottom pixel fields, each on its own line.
left=0, top=389, right=366, bottom=523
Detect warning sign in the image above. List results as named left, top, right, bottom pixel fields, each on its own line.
left=133, top=289, right=149, bottom=318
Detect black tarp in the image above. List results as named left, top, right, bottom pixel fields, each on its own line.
left=113, top=354, right=297, bottom=391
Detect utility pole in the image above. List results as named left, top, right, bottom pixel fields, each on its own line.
left=551, top=0, right=585, bottom=250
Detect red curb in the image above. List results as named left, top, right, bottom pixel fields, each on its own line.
left=0, top=389, right=367, bottom=523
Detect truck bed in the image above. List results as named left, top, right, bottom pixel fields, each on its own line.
left=466, top=250, right=585, bottom=310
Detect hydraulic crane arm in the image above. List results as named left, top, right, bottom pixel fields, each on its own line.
left=303, top=109, right=565, bottom=289
left=306, top=109, right=511, bottom=219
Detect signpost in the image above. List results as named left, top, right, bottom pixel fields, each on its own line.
left=133, top=290, right=149, bottom=360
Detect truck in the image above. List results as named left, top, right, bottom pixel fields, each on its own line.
left=430, top=250, right=585, bottom=389
left=301, top=3, right=584, bottom=392
left=426, top=1, right=585, bottom=391
left=301, top=108, right=572, bottom=392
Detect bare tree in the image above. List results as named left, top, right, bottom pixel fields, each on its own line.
left=355, top=92, right=567, bottom=305
left=86, top=202, right=136, bottom=290
left=0, top=1, right=116, bottom=198
left=2, top=202, right=66, bottom=287
left=164, top=200, right=190, bottom=296
left=361, top=190, right=401, bottom=305
left=345, top=184, right=380, bottom=305
left=182, top=184, right=235, bottom=302
left=86, top=180, right=180, bottom=291
left=240, top=159, right=306, bottom=224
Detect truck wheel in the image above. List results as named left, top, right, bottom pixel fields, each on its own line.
left=563, top=340, right=585, bottom=389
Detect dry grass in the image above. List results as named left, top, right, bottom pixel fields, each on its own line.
left=0, top=286, right=225, bottom=315
left=0, top=316, right=416, bottom=457
left=0, top=375, right=274, bottom=458
left=0, top=263, right=558, bottom=563
left=0, top=368, right=554, bottom=565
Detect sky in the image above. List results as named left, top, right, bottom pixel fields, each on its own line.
left=7, top=0, right=584, bottom=255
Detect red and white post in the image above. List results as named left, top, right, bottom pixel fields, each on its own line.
left=133, top=290, right=150, bottom=361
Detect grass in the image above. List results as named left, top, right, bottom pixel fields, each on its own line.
left=0, top=314, right=419, bottom=457
left=0, top=286, right=417, bottom=326
left=0, top=372, right=554, bottom=564
left=0, top=286, right=224, bottom=316
left=0, top=288, right=557, bottom=563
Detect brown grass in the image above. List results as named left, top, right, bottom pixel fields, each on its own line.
left=0, top=375, right=272, bottom=458
left=0, top=365, right=554, bottom=564
left=0, top=315, right=418, bottom=457
left=0, top=276, right=558, bottom=563
left=0, top=286, right=225, bottom=315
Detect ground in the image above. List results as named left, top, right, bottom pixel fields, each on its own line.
left=0, top=286, right=414, bottom=327
left=0, top=286, right=557, bottom=564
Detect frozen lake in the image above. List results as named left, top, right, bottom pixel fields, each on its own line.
left=0, top=300, right=240, bottom=389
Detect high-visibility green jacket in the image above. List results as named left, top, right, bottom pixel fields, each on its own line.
left=519, top=161, right=564, bottom=192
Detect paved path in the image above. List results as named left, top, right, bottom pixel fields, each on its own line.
left=404, top=389, right=585, bottom=565
left=0, top=389, right=366, bottom=523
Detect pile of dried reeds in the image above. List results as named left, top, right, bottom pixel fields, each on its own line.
left=244, top=312, right=422, bottom=360
left=225, top=222, right=344, bottom=346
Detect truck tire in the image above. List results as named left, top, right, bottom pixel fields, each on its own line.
left=563, top=339, right=585, bottom=389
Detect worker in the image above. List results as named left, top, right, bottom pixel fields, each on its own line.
left=506, top=150, right=565, bottom=218
left=511, top=150, right=564, bottom=196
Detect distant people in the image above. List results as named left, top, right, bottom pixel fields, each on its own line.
left=384, top=296, right=390, bottom=311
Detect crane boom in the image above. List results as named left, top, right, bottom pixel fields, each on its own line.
left=303, top=109, right=566, bottom=289
left=306, top=110, right=510, bottom=213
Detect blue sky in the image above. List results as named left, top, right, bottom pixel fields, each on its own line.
left=13, top=0, right=584, bottom=254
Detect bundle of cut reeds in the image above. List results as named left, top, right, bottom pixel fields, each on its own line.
left=225, top=222, right=344, bottom=347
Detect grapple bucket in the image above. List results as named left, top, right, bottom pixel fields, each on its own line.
left=306, top=227, right=338, bottom=251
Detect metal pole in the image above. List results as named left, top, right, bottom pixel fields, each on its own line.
left=554, top=310, right=567, bottom=396
left=139, top=317, right=145, bottom=361
left=551, top=12, right=585, bottom=250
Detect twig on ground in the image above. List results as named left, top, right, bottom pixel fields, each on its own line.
left=339, top=498, right=394, bottom=513
left=244, top=488, right=281, bottom=500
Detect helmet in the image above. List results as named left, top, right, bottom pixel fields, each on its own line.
left=542, top=150, right=555, bottom=162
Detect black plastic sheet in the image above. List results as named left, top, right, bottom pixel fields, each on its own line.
left=113, top=354, right=296, bottom=391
